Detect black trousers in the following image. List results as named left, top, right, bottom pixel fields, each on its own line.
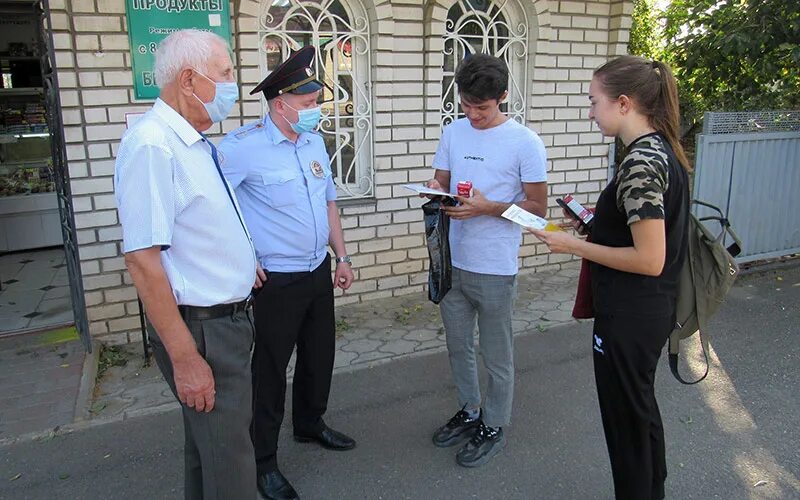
left=252, top=254, right=335, bottom=474
left=592, top=311, right=673, bottom=500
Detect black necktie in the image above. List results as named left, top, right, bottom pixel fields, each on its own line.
left=201, top=135, right=249, bottom=237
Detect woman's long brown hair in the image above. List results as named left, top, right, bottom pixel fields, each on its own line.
left=593, top=55, right=692, bottom=171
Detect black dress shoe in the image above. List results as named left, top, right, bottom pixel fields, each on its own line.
left=294, top=425, right=356, bottom=450
left=257, top=469, right=299, bottom=500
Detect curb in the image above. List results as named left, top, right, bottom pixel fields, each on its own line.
left=74, top=340, right=100, bottom=423
left=739, top=255, right=800, bottom=277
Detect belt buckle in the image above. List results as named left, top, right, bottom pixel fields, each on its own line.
left=244, top=293, right=255, bottom=311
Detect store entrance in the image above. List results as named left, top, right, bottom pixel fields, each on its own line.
left=0, top=0, right=88, bottom=349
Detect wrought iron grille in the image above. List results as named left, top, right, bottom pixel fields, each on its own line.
left=703, top=110, right=800, bottom=135
left=441, top=0, right=529, bottom=128
left=259, top=0, right=374, bottom=199
left=38, top=0, right=90, bottom=351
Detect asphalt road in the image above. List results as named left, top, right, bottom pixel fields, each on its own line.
left=2, top=264, right=798, bottom=500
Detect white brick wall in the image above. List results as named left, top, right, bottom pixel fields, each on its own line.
left=50, top=0, right=631, bottom=342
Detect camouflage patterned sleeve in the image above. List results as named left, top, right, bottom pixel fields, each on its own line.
left=615, top=146, right=669, bottom=225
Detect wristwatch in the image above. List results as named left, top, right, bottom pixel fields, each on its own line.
left=335, top=255, right=352, bottom=264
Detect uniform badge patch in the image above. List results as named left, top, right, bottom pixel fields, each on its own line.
left=310, top=160, right=324, bottom=178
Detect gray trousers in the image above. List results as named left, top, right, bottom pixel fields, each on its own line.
left=440, top=267, right=517, bottom=428
left=148, top=310, right=256, bottom=500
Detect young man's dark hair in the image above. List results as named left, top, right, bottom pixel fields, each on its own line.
left=454, top=54, right=509, bottom=103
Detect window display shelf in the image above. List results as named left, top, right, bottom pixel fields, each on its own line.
left=0, top=87, right=42, bottom=96
left=0, top=190, right=60, bottom=251
left=0, top=160, right=54, bottom=198
left=1, top=159, right=50, bottom=167
left=0, top=56, right=40, bottom=62
left=0, top=190, right=57, bottom=215
left=0, top=132, right=49, bottom=140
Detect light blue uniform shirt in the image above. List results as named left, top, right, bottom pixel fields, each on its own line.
left=219, top=115, right=337, bottom=273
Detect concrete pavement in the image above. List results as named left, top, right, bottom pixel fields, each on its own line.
left=1, top=262, right=798, bottom=499
left=81, top=264, right=583, bottom=426
left=0, top=327, right=94, bottom=440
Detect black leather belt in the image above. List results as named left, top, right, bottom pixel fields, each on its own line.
left=178, top=297, right=253, bottom=321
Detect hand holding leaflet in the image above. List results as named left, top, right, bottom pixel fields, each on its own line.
left=501, top=205, right=562, bottom=231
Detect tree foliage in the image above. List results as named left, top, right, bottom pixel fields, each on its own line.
left=629, top=0, right=662, bottom=60
left=663, top=0, right=800, bottom=126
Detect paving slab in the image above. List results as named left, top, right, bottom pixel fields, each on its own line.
left=0, top=328, right=86, bottom=440
left=85, top=264, right=581, bottom=424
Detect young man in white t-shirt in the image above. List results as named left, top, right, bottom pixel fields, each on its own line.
left=426, top=54, right=548, bottom=467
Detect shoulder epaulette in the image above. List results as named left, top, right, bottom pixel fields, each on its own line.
left=234, top=122, right=265, bottom=139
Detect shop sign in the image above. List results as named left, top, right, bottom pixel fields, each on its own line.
left=124, top=0, right=231, bottom=100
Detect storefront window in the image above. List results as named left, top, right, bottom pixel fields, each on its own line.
left=259, top=0, right=374, bottom=199
left=0, top=9, right=61, bottom=252
left=441, top=0, right=529, bottom=128
left=0, top=55, right=52, bottom=199
left=0, top=2, right=76, bottom=338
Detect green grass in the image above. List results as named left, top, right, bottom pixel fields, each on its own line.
left=96, top=344, right=129, bottom=379
left=37, top=326, right=78, bottom=346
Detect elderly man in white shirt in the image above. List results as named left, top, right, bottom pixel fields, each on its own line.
left=114, top=29, right=265, bottom=500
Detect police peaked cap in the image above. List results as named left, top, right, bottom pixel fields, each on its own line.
left=250, top=46, right=324, bottom=100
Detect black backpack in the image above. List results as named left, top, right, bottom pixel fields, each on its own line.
left=669, top=200, right=742, bottom=384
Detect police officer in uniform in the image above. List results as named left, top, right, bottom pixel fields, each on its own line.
left=219, top=47, right=356, bottom=500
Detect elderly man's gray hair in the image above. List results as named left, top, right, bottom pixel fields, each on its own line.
left=154, top=29, right=230, bottom=88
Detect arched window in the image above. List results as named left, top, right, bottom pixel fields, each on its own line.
left=260, top=0, right=373, bottom=199
left=441, top=0, right=528, bottom=128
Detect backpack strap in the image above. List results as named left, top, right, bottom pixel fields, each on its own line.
left=670, top=205, right=712, bottom=385
left=691, top=199, right=743, bottom=257
left=722, top=221, right=742, bottom=258
left=669, top=330, right=709, bottom=385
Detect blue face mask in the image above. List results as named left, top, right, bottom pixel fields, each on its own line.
left=280, top=100, right=322, bottom=134
left=193, top=69, right=239, bottom=123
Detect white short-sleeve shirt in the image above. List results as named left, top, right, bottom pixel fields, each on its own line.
left=432, top=118, right=548, bottom=276
left=114, top=99, right=256, bottom=306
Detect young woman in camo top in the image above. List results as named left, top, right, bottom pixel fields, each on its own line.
left=530, top=55, right=691, bottom=500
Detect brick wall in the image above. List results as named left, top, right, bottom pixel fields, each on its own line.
left=48, top=0, right=632, bottom=343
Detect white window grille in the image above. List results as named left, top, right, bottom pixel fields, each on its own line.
left=441, top=0, right=529, bottom=128
left=259, top=0, right=374, bottom=199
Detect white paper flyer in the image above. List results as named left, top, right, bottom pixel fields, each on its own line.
left=501, top=205, right=556, bottom=231
left=401, top=184, right=457, bottom=198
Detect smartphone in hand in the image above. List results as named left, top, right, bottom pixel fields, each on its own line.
left=556, top=194, right=593, bottom=232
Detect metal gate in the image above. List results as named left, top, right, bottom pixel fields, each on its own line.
left=37, top=0, right=91, bottom=351
left=694, top=111, right=800, bottom=263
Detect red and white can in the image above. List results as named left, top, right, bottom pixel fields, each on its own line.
left=456, top=180, right=473, bottom=198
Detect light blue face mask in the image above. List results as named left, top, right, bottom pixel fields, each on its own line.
left=193, top=69, right=239, bottom=123
left=280, top=100, right=322, bottom=134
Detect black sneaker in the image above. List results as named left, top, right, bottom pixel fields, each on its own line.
left=432, top=405, right=481, bottom=448
left=456, top=421, right=506, bottom=467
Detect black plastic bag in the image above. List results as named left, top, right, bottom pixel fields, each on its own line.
left=422, top=197, right=456, bottom=304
